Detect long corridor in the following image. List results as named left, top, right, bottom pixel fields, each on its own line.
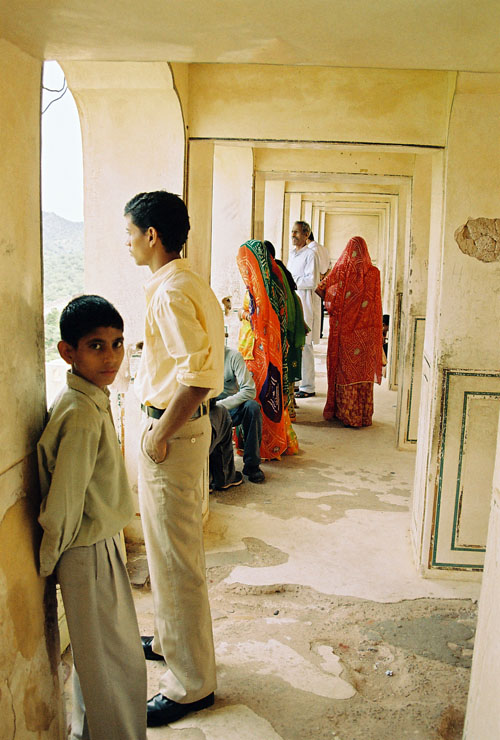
left=123, top=342, right=482, bottom=740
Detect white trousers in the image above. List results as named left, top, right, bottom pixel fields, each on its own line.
left=138, top=413, right=216, bottom=703
left=57, top=536, right=147, bottom=740
left=300, top=341, right=316, bottom=393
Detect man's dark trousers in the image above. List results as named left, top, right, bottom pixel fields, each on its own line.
left=228, top=399, right=262, bottom=474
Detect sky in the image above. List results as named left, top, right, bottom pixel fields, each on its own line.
left=41, top=61, right=84, bottom=222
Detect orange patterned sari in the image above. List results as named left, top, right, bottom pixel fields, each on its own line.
left=237, top=240, right=298, bottom=458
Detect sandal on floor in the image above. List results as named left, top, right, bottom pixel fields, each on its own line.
left=295, top=391, right=316, bottom=398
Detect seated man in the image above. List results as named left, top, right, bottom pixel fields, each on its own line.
left=209, top=402, right=243, bottom=490
left=217, top=345, right=265, bottom=484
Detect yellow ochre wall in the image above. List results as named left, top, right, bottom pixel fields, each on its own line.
left=0, top=39, right=65, bottom=739
left=187, top=65, right=455, bottom=146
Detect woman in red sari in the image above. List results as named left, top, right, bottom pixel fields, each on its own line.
left=317, top=236, right=382, bottom=427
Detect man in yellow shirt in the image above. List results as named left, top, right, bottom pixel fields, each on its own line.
left=125, top=191, right=224, bottom=727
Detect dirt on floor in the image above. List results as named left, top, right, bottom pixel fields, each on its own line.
left=203, top=558, right=477, bottom=740
left=122, top=541, right=478, bottom=740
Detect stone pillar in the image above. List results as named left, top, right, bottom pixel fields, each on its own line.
left=263, top=179, right=285, bottom=257
left=253, top=172, right=265, bottom=242
left=318, top=210, right=326, bottom=243
left=411, top=74, right=500, bottom=574
left=63, top=61, right=187, bottom=539
left=388, top=180, right=411, bottom=391
left=187, top=139, right=215, bottom=281
left=63, top=61, right=185, bottom=341
left=311, top=205, right=321, bottom=238
left=211, top=145, right=254, bottom=317
left=288, top=193, right=302, bottom=235
left=0, top=39, right=65, bottom=737
left=463, top=415, right=500, bottom=738
left=302, top=200, right=313, bottom=227
left=395, top=154, right=432, bottom=448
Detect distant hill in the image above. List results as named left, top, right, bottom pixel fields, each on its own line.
left=42, top=212, right=84, bottom=359
left=42, top=211, right=84, bottom=308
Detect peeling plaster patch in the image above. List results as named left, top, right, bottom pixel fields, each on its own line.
left=376, top=494, right=409, bottom=506
left=454, top=217, right=500, bottom=262
left=173, top=704, right=284, bottom=739
left=296, top=490, right=355, bottom=499
left=217, top=639, right=355, bottom=700
left=318, top=504, right=331, bottom=511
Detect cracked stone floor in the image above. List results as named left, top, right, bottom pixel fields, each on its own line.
left=65, top=342, right=481, bottom=739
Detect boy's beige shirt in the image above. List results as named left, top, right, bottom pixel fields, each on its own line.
left=135, top=258, right=224, bottom=408
left=37, top=371, right=134, bottom=577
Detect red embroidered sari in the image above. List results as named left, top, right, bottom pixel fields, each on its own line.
left=320, top=237, right=382, bottom=427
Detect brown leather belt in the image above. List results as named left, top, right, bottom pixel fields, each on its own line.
left=141, top=403, right=209, bottom=420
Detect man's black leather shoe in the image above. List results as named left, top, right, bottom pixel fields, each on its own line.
left=243, top=466, right=265, bottom=484
left=141, top=636, right=164, bottom=661
left=146, top=692, right=215, bottom=726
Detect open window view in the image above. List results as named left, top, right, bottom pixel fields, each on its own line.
left=41, top=61, right=84, bottom=400
left=2, top=5, right=500, bottom=740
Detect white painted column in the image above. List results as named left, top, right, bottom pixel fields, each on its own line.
left=389, top=180, right=411, bottom=391
left=395, top=154, right=432, bottom=449
left=302, top=199, right=313, bottom=227
left=263, top=179, right=285, bottom=257
left=211, top=145, right=254, bottom=325
left=411, top=74, right=500, bottom=575
left=253, top=172, right=265, bottom=242
left=464, top=413, right=500, bottom=738
left=63, top=61, right=188, bottom=537
left=318, top=210, right=326, bottom=243
left=187, top=139, right=215, bottom=281
left=288, top=192, right=302, bottom=235
left=311, top=205, right=321, bottom=238
left=63, top=61, right=185, bottom=343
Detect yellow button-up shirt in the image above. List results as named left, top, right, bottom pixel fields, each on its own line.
left=135, top=259, right=224, bottom=408
left=37, top=371, right=135, bottom=577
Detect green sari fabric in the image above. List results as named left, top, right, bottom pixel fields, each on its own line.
left=276, top=264, right=305, bottom=385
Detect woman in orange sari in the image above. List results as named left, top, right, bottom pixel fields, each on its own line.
left=317, top=236, right=382, bottom=427
left=237, top=239, right=298, bottom=458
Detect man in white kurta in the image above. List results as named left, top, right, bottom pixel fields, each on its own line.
left=287, top=221, right=320, bottom=396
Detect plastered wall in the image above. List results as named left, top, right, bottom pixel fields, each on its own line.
left=0, top=39, right=65, bottom=740
left=437, top=73, right=500, bottom=369
left=411, top=75, right=500, bottom=575
left=464, top=422, right=500, bottom=738
left=188, top=65, right=455, bottom=146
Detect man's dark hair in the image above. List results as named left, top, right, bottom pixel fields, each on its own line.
left=60, top=295, right=124, bottom=348
left=308, top=232, right=315, bottom=241
left=294, top=220, right=311, bottom=236
left=124, top=190, right=190, bottom=253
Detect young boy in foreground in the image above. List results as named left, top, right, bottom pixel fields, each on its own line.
left=37, top=295, right=146, bottom=740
